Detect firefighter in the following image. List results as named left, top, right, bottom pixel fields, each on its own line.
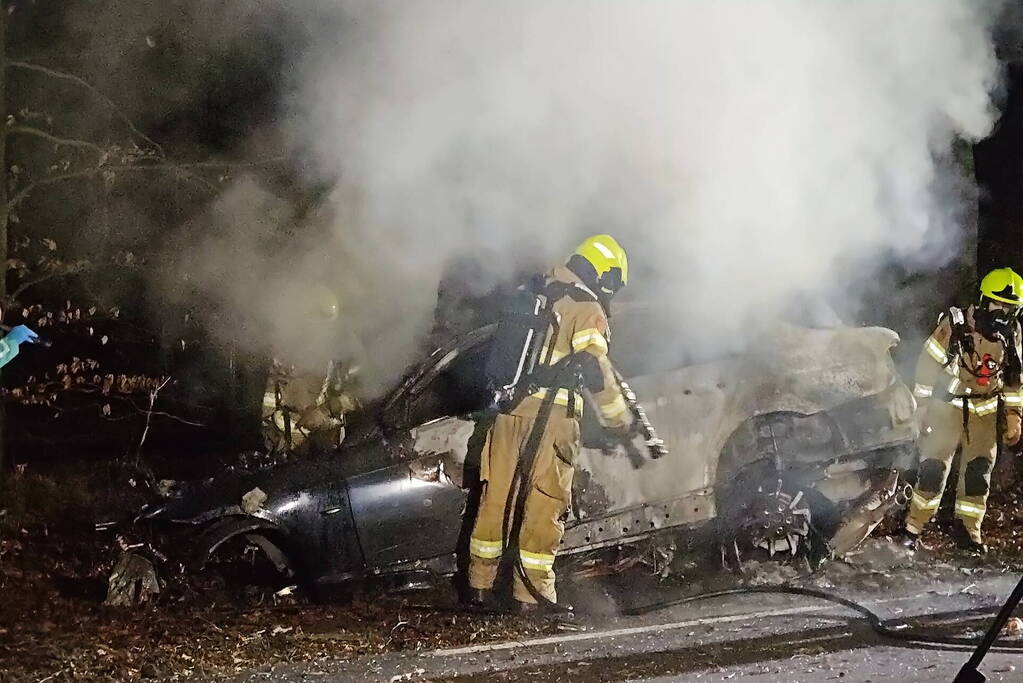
left=903, top=268, right=1023, bottom=554
left=261, top=286, right=362, bottom=457
left=467, top=235, right=634, bottom=612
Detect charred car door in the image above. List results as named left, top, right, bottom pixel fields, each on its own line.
left=345, top=331, right=494, bottom=573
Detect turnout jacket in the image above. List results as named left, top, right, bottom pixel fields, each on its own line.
left=526, top=265, right=632, bottom=432
left=912, top=305, right=1023, bottom=418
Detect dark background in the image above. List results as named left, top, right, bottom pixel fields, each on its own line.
left=978, top=62, right=1023, bottom=276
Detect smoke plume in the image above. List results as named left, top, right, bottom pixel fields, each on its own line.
left=251, top=1, right=1005, bottom=391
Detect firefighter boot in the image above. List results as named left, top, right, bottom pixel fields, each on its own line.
left=901, top=530, right=920, bottom=552
left=952, top=519, right=987, bottom=555
left=463, top=588, right=493, bottom=607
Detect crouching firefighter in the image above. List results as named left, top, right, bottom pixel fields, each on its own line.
left=904, top=268, right=1023, bottom=554
left=466, top=235, right=636, bottom=613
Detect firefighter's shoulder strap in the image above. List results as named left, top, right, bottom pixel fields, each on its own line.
left=485, top=275, right=603, bottom=406
left=536, top=279, right=606, bottom=397
left=941, top=306, right=974, bottom=368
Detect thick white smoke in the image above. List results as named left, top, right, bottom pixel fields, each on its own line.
left=280, top=1, right=1001, bottom=389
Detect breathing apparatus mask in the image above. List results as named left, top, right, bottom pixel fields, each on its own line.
left=975, top=298, right=1018, bottom=342
left=566, top=254, right=620, bottom=316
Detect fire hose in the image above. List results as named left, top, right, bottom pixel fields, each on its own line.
left=622, top=583, right=1023, bottom=680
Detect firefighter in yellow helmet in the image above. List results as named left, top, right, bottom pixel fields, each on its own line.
left=467, top=235, right=634, bottom=612
left=903, top=268, right=1023, bottom=554
left=262, top=286, right=361, bottom=457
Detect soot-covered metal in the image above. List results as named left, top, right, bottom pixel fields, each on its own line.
left=112, top=318, right=921, bottom=593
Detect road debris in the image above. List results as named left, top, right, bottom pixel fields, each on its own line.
left=104, top=552, right=160, bottom=607
left=241, top=487, right=268, bottom=514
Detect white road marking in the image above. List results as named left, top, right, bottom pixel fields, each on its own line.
left=432, top=596, right=913, bottom=658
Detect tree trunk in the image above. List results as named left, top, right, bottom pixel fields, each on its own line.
left=0, top=7, right=9, bottom=491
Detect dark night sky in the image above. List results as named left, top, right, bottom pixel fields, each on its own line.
left=977, top=62, right=1023, bottom=276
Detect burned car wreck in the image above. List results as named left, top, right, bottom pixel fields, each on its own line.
left=112, top=315, right=919, bottom=598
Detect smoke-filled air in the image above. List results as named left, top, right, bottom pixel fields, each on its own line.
left=218, top=0, right=1003, bottom=394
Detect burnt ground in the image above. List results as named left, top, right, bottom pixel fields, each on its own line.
left=5, top=459, right=1023, bottom=682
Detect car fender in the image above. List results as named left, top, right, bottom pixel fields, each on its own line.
left=194, top=516, right=292, bottom=571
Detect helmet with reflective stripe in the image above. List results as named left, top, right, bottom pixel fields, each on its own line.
left=574, top=234, right=628, bottom=296
left=980, top=268, right=1023, bottom=307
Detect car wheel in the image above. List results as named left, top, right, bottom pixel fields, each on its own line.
left=200, top=531, right=297, bottom=598
left=715, top=460, right=831, bottom=572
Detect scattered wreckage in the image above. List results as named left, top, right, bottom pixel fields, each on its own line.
left=105, top=314, right=919, bottom=602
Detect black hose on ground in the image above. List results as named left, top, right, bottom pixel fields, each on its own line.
left=623, top=584, right=1023, bottom=651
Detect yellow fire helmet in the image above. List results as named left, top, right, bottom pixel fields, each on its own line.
left=980, top=267, right=1023, bottom=307
left=574, top=234, right=629, bottom=296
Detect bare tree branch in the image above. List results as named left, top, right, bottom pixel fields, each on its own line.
left=11, top=261, right=89, bottom=299
left=10, top=390, right=204, bottom=427
left=7, top=169, right=100, bottom=210
left=6, top=125, right=105, bottom=154
left=135, top=376, right=172, bottom=465
left=7, top=60, right=164, bottom=155
left=6, top=156, right=290, bottom=210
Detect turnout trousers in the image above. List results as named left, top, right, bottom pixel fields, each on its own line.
left=468, top=400, right=579, bottom=604
left=905, top=400, right=998, bottom=543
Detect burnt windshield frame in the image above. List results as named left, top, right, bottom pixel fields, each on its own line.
left=381, top=325, right=496, bottom=430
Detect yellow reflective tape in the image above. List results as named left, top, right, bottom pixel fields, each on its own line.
left=946, top=378, right=960, bottom=395
left=905, top=521, right=923, bottom=535
left=262, top=394, right=279, bottom=408
left=519, top=549, right=555, bottom=562
left=949, top=398, right=1000, bottom=415
left=571, top=328, right=608, bottom=354
left=954, top=501, right=986, bottom=519
left=976, top=402, right=999, bottom=416
left=926, top=337, right=947, bottom=363
left=912, top=491, right=941, bottom=510
left=545, top=348, right=567, bottom=363
left=1004, top=394, right=1023, bottom=406
left=519, top=549, right=555, bottom=570
left=469, top=538, right=503, bottom=559
left=913, top=383, right=933, bottom=398
left=519, top=559, right=554, bottom=573
left=532, top=388, right=583, bottom=408
left=600, top=394, right=629, bottom=419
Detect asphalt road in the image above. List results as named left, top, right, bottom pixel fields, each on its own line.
left=237, top=541, right=1023, bottom=682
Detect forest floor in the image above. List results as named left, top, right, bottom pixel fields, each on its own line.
left=4, top=458, right=1023, bottom=682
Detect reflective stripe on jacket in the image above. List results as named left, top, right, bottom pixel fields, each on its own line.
left=529, top=265, right=632, bottom=430
left=913, top=306, right=1022, bottom=418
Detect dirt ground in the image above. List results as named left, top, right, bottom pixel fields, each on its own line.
left=4, top=460, right=1023, bottom=682
left=0, top=462, right=553, bottom=682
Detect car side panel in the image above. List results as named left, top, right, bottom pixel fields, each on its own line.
left=346, top=458, right=467, bottom=568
